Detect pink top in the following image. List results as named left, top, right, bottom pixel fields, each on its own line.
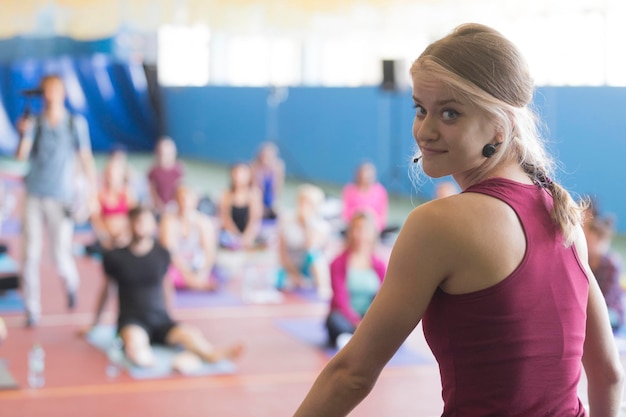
left=329, top=250, right=386, bottom=326
left=342, top=182, right=388, bottom=231
left=422, top=178, right=588, bottom=416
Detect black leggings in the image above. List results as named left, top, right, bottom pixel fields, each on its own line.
left=326, top=310, right=357, bottom=347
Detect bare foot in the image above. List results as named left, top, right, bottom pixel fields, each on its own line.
left=172, top=351, right=203, bottom=375
left=206, top=342, right=245, bottom=363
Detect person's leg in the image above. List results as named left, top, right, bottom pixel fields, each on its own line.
left=22, top=195, right=44, bottom=325
left=165, top=323, right=243, bottom=363
left=326, top=310, right=356, bottom=347
left=309, top=253, right=332, bottom=300
left=44, top=199, right=79, bottom=308
left=119, top=324, right=155, bottom=367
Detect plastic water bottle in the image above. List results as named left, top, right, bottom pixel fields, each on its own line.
left=28, top=343, right=45, bottom=388
left=106, top=337, right=124, bottom=378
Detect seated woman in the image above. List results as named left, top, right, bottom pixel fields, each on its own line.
left=148, top=137, right=185, bottom=215
left=326, top=211, right=386, bottom=349
left=341, top=162, right=397, bottom=239
left=250, top=142, right=285, bottom=220
left=276, top=184, right=332, bottom=298
left=86, top=155, right=136, bottom=255
left=160, top=185, right=219, bottom=291
left=218, top=163, right=264, bottom=250
left=583, top=205, right=624, bottom=333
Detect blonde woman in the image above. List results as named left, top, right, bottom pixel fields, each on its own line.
left=294, top=23, right=623, bottom=416
left=277, top=184, right=331, bottom=298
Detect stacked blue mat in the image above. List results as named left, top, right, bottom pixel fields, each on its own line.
left=0, top=255, right=22, bottom=313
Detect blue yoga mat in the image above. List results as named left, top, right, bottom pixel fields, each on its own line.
left=0, top=290, right=24, bottom=313
left=275, top=317, right=432, bottom=367
left=86, top=325, right=236, bottom=379
left=174, top=290, right=243, bottom=308
left=0, top=255, right=18, bottom=274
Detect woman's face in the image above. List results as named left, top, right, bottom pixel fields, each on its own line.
left=349, top=216, right=376, bottom=249
left=411, top=73, right=499, bottom=187
left=356, top=164, right=376, bottom=186
left=232, top=165, right=251, bottom=188
left=176, top=187, right=198, bottom=213
left=157, top=140, right=177, bottom=165
left=104, top=160, right=125, bottom=188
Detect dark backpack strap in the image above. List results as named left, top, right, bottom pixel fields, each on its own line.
left=32, top=114, right=80, bottom=156
left=30, top=115, right=43, bottom=157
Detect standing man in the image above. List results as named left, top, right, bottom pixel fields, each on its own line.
left=15, top=74, right=98, bottom=326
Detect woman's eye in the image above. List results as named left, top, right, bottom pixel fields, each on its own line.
left=442, top=109, right=459, bottom=121
left=413, top=104, right=426, bottom=117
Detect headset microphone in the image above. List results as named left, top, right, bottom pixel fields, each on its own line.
left=482, top=143, right=501, bottom=158
left=413, top=155, right=422, bottom=163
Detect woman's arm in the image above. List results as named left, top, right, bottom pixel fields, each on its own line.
left=278, top=231, right=301, bottom=278
left=197, top=215, right=217, bottom=275
left=329, top=254, right=362, bottom=326
left=241, top=187, right=263, bottom=246
left=219, top=191, right=241, bottom=236
left=159, top=214, right=195, bottom=280
left=575, top=227, right=624, bottom=417
left=294, top=206, right=449, bottom=416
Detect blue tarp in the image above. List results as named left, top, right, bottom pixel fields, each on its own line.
left=0, top=54, right=158, bottom=154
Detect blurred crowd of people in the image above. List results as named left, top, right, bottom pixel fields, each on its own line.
left=1, top=73, right=624, bottom=368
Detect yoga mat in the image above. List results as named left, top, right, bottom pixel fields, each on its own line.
left=0, top=360, right=19, bottom=390
left=0, top=255, right=18, bottom=273
left=0, top=219, right=20, bottom=236
left=0, top=290, right=24, bottom=313
left=86, top=325, right=236, bottom=379
left=1, top=220, right=92, bottom=236
left=74, top=222, right=93, bottom=234
left=289, top=287, right=327, bottom=303
left=275, top=317, right=432, bottom=367
left=174, top=289, right=244, bottom=308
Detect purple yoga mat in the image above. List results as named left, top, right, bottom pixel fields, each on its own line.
left=0, top=219, right=20, bottom=236
left=174, top=290, right=243, bottom=308
left=274, top=317, right=432, bottom=367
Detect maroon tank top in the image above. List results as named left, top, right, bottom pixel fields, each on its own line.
left=422, top=178, right=588, bottom=416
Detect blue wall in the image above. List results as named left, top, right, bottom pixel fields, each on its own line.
left=163, top=85, right=626, bottom=231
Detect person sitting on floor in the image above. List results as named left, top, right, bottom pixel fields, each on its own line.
left=276, top=184, right=332, bottom=298
left=86, top=154, right=136, bottom=255
left=583, top=204, right=624, bottom=333
left=85, top=206, right=243, bottom=369
left=148, top=136, right=185, bottom=215
left=218, top=162, right=264, bottom=250
left=341, top=162, right=398, bottom=240
left=250, top=141, right=285, bottom=220
left=160, top=185, right=220, bottom=291
left=326, top=211, right=386, bottom=349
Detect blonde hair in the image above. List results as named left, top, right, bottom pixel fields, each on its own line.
left=410, top=23, right=584, bottom=245
left=297, top=184, right=325, bottom=212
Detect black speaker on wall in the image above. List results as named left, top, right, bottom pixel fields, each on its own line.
left=381, top=59, right=397, bottom=91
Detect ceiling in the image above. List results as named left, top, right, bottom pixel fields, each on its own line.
left=0, top=0, right=616, bottom=40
